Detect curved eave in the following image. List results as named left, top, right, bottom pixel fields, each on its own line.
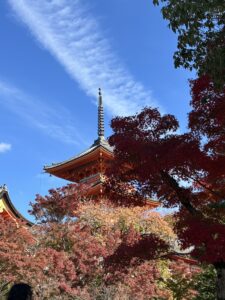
left=0, top=190, right=33, bottom=226
left=44, top=144, right=113, bottom=175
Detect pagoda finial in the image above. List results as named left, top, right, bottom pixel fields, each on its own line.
left=98, top=88, right=104, bottom=138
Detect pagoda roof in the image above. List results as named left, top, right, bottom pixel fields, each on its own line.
left=0, top=185, right=33, bottom=226
left=44, top=137, right=113, bottom=173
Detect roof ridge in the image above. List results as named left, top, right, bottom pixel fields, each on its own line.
left=44, top=139, right=113, bottom=170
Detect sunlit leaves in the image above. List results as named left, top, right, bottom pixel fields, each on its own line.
left=153, top=0, right=225, bottom=88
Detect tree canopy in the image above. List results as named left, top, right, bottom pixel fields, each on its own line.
left=105, top=71, right=225, bottom=298
left=2, top=183, right=196, bottom=299
left=153, top=0, right=225, bottom=88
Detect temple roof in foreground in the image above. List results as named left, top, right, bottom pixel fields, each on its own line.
left=0, top=185, right=33, bottom=226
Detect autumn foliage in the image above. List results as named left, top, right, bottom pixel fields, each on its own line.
left=0, top=182, right=200, bottom=299
left=104, top=74, right=225, bottom=298
left=105, top=75, right=225, bottom=266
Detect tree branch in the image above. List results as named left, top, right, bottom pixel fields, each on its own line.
left=160, top=171, right=203, bottom=217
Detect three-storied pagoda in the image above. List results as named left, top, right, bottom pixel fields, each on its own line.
left=44, top=89, right=113, bottom=196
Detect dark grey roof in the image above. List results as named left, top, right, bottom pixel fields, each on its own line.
left=44, top=137, right=113, bottom=170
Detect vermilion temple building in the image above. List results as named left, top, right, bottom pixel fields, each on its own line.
left=44, top=89, right=113, bottom=197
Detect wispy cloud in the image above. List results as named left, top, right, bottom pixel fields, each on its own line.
left=8, top=0, right=161, bottom=116
left=0, top=80, right=87, bottom=145
left=0, top=142, right=12, bottom=153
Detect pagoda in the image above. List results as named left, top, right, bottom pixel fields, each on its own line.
left=44, top=90, right=158, bottom=208
left=44, top=89, right=113, bottom=196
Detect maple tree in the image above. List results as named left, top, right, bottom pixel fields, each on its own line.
left=30, top=183, right=88, bottom=223
left=0, top=216, right=51, bottom=299
left=150, top=1, right=225, bottom=297
left=0, top=181, right=202, bottom=299
left=29, top=184, right=194, bottom=299
left=105, top=76, right=225, bottom=298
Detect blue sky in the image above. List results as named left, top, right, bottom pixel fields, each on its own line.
left=0, top=0, right=193, bottom=221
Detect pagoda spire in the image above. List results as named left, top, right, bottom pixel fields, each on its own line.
left=98, top=88, right=104, bottom=138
